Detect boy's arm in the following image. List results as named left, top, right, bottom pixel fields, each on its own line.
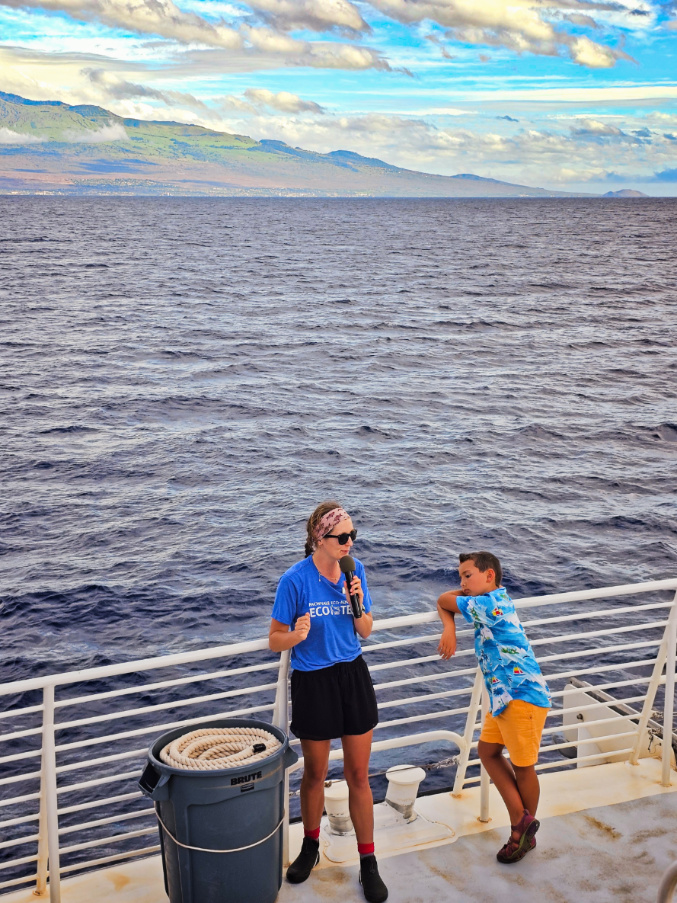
left=437, top=591, right=461, bottom=660
left=438, top=591, right=461, bottom=614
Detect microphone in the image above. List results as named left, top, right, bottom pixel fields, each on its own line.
left=339, top=555, right=362, bottom=619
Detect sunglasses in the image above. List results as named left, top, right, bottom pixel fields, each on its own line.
left=324, top=529, right=357, bottom=544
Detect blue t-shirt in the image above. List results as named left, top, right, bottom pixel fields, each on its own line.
left=272, top=555, right=372, bottom=672
left=456, top=587, right=551, bottom=716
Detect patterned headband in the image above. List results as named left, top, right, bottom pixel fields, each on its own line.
left=314, top=507, right=350, bottom=542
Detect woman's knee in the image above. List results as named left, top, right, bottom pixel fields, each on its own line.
left=302, top=762, right=329, bottom=786
left=343, top=764, right=370, bottom=791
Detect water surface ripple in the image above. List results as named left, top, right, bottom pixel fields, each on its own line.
left=1, top=197, right=676, bottom=681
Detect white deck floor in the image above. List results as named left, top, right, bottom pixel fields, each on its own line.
left=5, top=758, right=676, bottom=903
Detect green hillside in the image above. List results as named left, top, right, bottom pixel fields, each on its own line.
left=0, top=91, right=577, bottom=197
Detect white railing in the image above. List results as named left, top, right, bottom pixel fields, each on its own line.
left=0, top=578, right=675, bottom=901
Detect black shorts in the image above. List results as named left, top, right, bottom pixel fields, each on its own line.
left=290, top=655, right=379, bottom=741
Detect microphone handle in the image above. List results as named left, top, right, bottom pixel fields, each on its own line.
left=345, top=571, right=363, bottom=619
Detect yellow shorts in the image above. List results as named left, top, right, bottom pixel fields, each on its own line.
left=479, top=699, right=549, bottom=767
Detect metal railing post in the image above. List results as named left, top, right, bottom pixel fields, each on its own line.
left=479, top=688, right=491, bottom=823
left=272, top=650, right=291, bottom=866
left=35, top=757, right=49, bottom=896
left=272, top=650, right=290, bottom=733
left=629, top=593, right=675, bottom=766
left=661, top=592, right=677, bottom=787
left=42, top=685, right=61, bottom=903
left=452, top=669, right=484, bottom=795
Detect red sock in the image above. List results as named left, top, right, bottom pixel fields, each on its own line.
left=304, top=827, right=321, bottom=841
left=358, top=842, right=375, bottom=856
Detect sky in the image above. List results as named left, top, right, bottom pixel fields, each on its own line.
left=1, top=0, right=676, bottom=194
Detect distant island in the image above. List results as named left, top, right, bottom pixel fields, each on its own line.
left=0, top=91, right=637, bottom=199
left=602, top=189, right=648, bottom=198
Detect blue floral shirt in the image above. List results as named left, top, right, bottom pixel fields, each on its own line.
left=456, top=587, right=551, bottom=715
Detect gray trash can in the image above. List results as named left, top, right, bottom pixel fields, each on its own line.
left=139, top=718, right=298, bottom=903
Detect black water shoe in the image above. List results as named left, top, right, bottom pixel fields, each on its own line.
left=286, top=836, right=320, bottom=884
left=359, top=854, right=388, bottom=903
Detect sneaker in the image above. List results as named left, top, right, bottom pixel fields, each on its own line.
left=496, top=810, right=540, bottom=864
left=286, top=836, right=320, bottom=884
left=359, top=854, right=389, bottom=903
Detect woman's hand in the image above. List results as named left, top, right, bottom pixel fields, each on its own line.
left=293, top=613, right=311, bottom=643
left=346, top=576, right=373, bottom=638
left=348, top=575, right=364, bottom=607
left=268, top=615, right=310, bottom=651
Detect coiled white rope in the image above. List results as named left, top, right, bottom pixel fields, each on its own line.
left=159, top=726, right=281, bottom=770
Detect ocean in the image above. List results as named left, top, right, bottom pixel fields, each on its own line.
left=1, top=194, right=676, bottom=858
left=1, top=196, right=676, bottom=684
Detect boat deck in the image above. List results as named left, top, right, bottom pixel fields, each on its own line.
left=5, top=757, right=675, bottom=903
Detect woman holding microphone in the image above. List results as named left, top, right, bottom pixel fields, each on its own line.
left=269, top=501, right=388, bottom=903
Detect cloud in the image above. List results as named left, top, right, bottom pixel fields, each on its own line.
left=425, top=33, right=455, bottom=58
left=571, top=118, right=626, bottom=137
left=217, top=87, right=325, bottom=114
left=301, top=41, right=391, bottom=69
left=568, top=118, right=656, bottom=144
left=0, top=46, right=212, bottom=119
left=445, top=85, right=677, bottom=104
left=653, top=168, right=677, bottom=181
left=0, top=0, right=645, bottom=75
left=566, top=34, right=619, bottom=68
left=498, top=115, right=518, bottom=122
left=0, top=0, right=244, bottom=49
left=559, top=13, right=600, bottom=29
left=0, top=126, right=44, bottom=143
left=244, top=88, right=324, bottom=113
left=361, top=0, right=634, bottom=67
left=62, top=121, right=129, bottom=141
left=240, top=24, right=305, bottom=54
left=82, top=67, right=209, bottom=109
left=0, top=0, right=389, bottom=71
left=244, top=0, right=368, bottom=33
left=216, top=94, right=257, bottom=113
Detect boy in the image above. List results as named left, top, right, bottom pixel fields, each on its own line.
left=437, top=551, right=551, bottom=863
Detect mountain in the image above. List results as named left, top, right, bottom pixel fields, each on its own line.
left=0, top=91, right=578, bottom=197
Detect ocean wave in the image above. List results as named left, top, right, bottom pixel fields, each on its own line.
left=1, top=196, right=676, bottom=682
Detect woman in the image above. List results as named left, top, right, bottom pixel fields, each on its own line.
left=269, top=501, right=388, bottom=903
